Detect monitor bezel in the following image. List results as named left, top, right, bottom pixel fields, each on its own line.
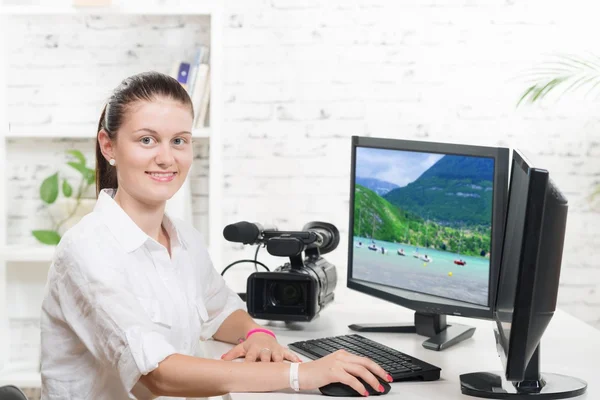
left=346, top=135, right=509, bottom=320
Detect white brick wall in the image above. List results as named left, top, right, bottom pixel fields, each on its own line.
left=4, top=0, right=600, bottom=333
left=222, top=0, right=600, bottom=329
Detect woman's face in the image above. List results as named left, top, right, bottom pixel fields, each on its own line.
left=111, top=97, right=194, bottom=206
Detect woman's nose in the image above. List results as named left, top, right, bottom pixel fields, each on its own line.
left=155, top=143, right=174, bottom=166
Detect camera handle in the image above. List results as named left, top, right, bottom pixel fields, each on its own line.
left=289, top=247, right=321, bottom=270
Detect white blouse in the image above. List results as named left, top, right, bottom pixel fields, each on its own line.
left=40, top=189, right=246, bottom=400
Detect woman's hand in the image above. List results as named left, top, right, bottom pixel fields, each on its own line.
left=299, top=350, right=392, bottom=396
left=220, top=332, right=302, bottom=363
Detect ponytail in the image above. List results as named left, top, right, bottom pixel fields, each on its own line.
left=95, top=104, right=118, bottom=197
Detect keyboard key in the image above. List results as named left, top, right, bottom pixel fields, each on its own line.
left=304, top=344, right=331, bottom=358
left=390, top=368, right=411, bottom=374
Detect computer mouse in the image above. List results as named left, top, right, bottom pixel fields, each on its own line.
left=319, top=376, right=391, bottom=397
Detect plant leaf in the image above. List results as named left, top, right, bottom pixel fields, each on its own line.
left=590, top=184, right=600, bottom=200
left=584, top=76, right=600, bottom=97
left=68, top=162, right=95, bottom=185
left=517, top=85, right=538, bottom=107
left=62, top=179, right=73, bottom=198
left=561, top=54, right=596, bottom=70
left=517, top=53, right=600, bottom=106
left=32, top=230, right=61, bottom=245
left=67, top=161, right=88, bottom=177
left=66, top=149, right=86, bottom=165
left=533, top=77, right=566, bottom=102
left=85, top=167, right=96, bottom=185
left=40, top=173, right=59, bottom=204
left=569, top=74, right=600, bottom=95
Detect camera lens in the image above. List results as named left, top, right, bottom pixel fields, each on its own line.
left=271, top=282, right=303, bottom=306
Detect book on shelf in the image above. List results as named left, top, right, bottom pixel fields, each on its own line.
left=176, top=62, right=192, bottom=91
left=170, top=46, right=210, bottom=130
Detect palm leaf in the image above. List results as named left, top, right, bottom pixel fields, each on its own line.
left=517, top=54, right=600, bottom=106
left=589, top=184, right=600, bottom=203
left=584, top=77, right=600, bottom=97
left=517, top=86, right=538, bottom=107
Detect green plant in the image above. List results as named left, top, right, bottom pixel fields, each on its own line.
left=517, top=53, right=600, bottom=203
left=517, top=53, right=600, bottom=106
left=32, top=149, right=95, bottom=245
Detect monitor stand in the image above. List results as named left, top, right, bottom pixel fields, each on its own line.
left=460, top=346, right=587, bottom=399
left=348, top=312, right=475, bottom=351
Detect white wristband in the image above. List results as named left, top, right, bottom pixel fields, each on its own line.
left=289, top=362, right=300, bottom=391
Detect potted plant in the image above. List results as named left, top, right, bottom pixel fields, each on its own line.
left=32, top=149, right=96, bottom=245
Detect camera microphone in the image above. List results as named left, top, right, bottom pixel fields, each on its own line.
left=223, top=221, right=278, bottom=245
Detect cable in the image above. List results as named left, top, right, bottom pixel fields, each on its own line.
left=253, top=243, right=263, bottom=272
left=220, top=259, right=269, bottom=277
left=221, top=245, right=270, bottom=303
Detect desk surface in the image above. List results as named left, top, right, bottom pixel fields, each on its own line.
left=203, top=289, right=598, bottom=399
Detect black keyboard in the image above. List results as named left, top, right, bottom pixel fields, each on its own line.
left=288, top=334, right=441, bottom=382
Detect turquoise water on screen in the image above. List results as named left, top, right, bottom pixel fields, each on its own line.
left=351, top=236, right=489, bottom=306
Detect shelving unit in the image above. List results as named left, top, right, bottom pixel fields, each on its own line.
left=4, top=127, right=210, bottom=139
left=0, top=0, right=224, bottom=390
left=0, top=4, right=213, bottom=15
left=0, top=246, right=56, bottom=263
left=0, top=370, right=40, bottom=389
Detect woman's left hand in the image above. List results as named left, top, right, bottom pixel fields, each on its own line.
left=220, top=332, right=303, bottom=363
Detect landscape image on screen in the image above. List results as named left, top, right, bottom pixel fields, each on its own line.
left=351, top=147, right=495, bottom=306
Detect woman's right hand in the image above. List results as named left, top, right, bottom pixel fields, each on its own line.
left=298, top=350, right=392, bottom=396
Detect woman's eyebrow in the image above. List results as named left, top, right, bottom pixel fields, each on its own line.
left=133, top=128, right=192, bottom=135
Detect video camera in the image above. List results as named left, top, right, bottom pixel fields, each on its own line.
left=223, top=221, right=339, bottom=322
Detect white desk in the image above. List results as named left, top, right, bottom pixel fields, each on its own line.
left=203, top=289, right=598, bottom=399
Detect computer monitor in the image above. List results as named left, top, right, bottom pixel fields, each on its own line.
left=347, top=136, right=509, bottom=350
left=459, top=149, right=587, bottom=399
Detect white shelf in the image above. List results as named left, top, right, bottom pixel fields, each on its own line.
left=0, top=245, right=55, bottom=263
left=3, top=127, right=210, bottom=139
left=0, top=4, right=213, bottom=16
left=0, top=369, right=40, bottom=388
left=193, top=128, right=210, bottom=138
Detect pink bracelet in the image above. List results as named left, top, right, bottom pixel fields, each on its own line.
left=246, top=328, right=276, bottom=340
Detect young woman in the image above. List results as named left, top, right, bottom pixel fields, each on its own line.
left=40, top=72, right=391, bottom=399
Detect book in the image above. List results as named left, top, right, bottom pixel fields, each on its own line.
left=169, top=46, right=210, bottom=128
left=189, top=64, right=209, bottom=127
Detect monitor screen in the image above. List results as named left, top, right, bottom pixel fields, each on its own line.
left=350, top=144, right=497, bottom=308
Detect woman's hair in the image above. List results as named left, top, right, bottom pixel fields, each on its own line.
left=95, top=71, right=194, bottom=197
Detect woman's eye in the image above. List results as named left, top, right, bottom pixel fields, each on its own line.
left=141, top=137, right=154, bottom=145
left=173, top=137, right=186, bottom=145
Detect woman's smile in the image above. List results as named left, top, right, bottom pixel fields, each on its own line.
left=146, top=171, right=177, bottom=182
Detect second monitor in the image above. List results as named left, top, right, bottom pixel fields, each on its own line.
left=347, top=136, right=509, bottom=350
left=460, top=149, right=587, bottom=399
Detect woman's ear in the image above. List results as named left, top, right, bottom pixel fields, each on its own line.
left=97, top=129, right=115, bottom=162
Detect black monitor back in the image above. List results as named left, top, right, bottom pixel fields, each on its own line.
left=495, top=150, right=568, bottom=382
left=461, top=149, right=586, bottom=399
